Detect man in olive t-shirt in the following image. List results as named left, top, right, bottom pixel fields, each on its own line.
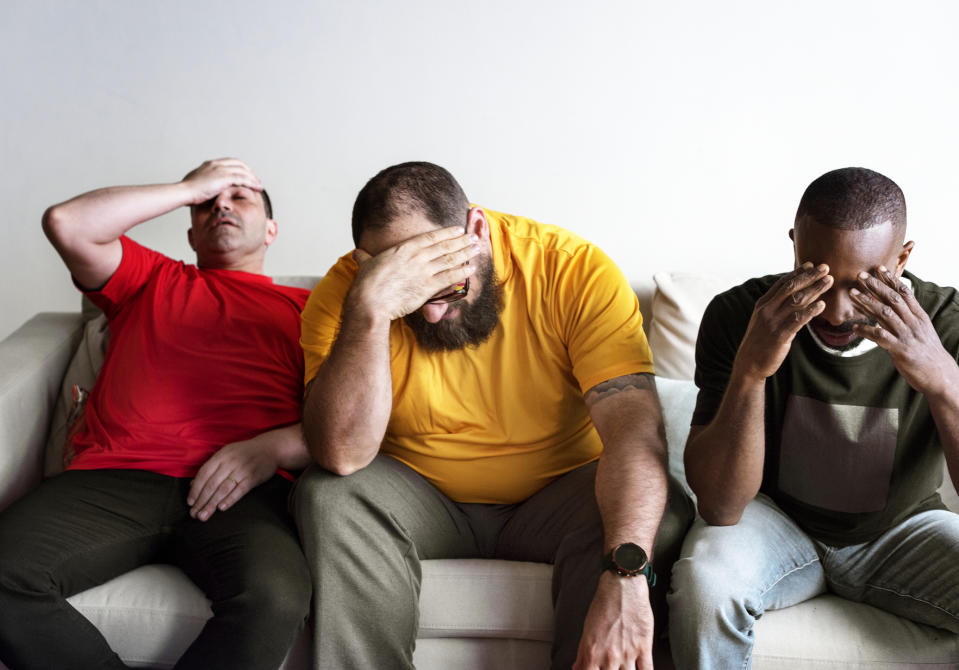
left=668, top=167, right=959, bottom=669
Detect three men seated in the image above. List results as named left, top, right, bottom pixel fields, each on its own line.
left=0, top=161, right=956, bottom=670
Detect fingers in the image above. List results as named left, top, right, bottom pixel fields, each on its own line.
left=758, top=263, right=831, bottom=335
left=353, top=248, right=372, bottom=264
left=851, top=266, right=920, bottom=325
left=765, top=262, right=832, bottom=309
left=183, top=158, right=263, bottom=204
left=357, top=225, right=480, bottom=306
left=187, top=463, right=247, bottom=521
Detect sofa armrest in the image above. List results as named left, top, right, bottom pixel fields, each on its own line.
left=0, top=312, right=84, bottom=512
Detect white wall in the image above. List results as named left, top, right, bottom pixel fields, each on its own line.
left=2, top=0, right=958, bottom=341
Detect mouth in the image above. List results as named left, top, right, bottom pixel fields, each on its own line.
left=210, top=214, right=240, bottom=228
left=811, top=321, right=862, bottom=348
left=440, top=306, right=461, bottom=321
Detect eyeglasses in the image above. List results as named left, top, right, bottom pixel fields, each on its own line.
left=425, top=277, right=469, bottom=305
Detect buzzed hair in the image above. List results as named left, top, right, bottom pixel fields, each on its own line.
left=795, top=167, right=906, bottom=231
left=260, top=189, right=273, bottom=220
left=351, top=162, right=470, bottom=246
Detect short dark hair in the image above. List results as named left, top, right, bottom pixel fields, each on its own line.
left=351, top=162, right=470, bottom=246
left=260, top=188, right=273, bottom=220
left=795, top=167, right=905, bottom=231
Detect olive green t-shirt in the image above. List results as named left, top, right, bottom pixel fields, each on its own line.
left=692, top=270, right=959, bottom=546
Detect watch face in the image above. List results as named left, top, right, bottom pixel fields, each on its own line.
left=613, top=543, right=647, bottom=571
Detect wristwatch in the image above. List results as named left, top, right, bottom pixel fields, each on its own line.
left=603, top=542, right=657, bottom=586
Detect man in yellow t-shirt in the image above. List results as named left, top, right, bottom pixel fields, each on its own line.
left=294, top=161, right=692, bottom=670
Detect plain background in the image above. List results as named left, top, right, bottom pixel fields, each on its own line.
left=2, top=0, right=958, bottom=341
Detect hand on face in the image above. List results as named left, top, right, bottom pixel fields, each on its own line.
left=849, top=266, right=954, bottom=395
left=181, top=158, right=263, bottom=206
left=350, top=225, right=481, bottom=322
left=735, top=262, right=833, bottom=381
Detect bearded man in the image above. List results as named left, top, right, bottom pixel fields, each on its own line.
left=294, top=161, right=692, bottom=670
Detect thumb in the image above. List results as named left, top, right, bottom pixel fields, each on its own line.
left=352, top=248, right=372, bottom=264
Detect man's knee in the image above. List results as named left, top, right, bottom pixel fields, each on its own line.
left=292, top=457, right=405, bottom=552
left=235, top=565, right=311, bottom=626
left=295, top=461, right=384, bottom=519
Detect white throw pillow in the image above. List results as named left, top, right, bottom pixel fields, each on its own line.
left=647, top=272, right=743, bottom=380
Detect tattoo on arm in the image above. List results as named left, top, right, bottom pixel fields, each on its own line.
left=584, top=373, right=656, bottom=408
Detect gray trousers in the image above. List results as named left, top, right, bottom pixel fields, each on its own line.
left=292, top=454, right=692, bottom=669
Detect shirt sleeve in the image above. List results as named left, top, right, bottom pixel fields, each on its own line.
left=300, top=253, right=358, bottom=385
left=690, top=278, right=770, bottom=426
left=554, top=244, right=655, bottom=394
left=83, top=236, right=167, bottom=319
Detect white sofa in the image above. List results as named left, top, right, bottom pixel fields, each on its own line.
left=1, top=273, right=958, bottom=669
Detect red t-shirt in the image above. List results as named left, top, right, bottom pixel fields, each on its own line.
left=67, top=236, right=310, bottom=478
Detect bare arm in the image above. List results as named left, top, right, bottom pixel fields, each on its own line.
left=301, top=226, right=481, bottom=474
left=41, top=158, right=262, bottom=289
left=573, top=373, right=667, bottom=670
left=302, top=292, right=394, bottom=474
left=849, top=266, right=959, bottom=492
left=683, top=373, right=767, bottom=525
left=187, top=422, right=311, bottom=521
left=685, top=263, right=832, bottom=525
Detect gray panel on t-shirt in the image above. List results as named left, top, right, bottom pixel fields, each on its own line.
left=778, top=395, right=899, bottom=513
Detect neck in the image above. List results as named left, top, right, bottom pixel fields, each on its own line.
left=196, top=253, right=265, bottom=275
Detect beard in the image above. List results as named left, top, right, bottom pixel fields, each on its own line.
left=404, top=257, right=503, bottom=352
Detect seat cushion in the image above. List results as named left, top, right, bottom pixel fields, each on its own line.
left=60, top=559, right=555, bottom=669
left=66, top=564, right=211, bottom=669
left=418, top=559, right=554, bottom=641
left=753, top=594, right=959, bottom=669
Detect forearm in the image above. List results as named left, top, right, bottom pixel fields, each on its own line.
left=43, top=182, right=194, bottom=246
left=587, top=380, right=669, bottom=554
left=43, top=181, right=196, bottom=288
left=259, top=423, right=312, bottom=471
left=596, top=432, right=667, bottom=555
left=685, top=368, right=767, bottom=525
left=302, top=298, right=393, bottom=474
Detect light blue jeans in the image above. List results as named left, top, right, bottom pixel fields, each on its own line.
left=667, top=494, right=959, bottom=670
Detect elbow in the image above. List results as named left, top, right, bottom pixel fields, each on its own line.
left=698, top=507, right=743, bottom=527
left=41, top=205, right=65, bottom=241
left=695, top=498, right=745, bottom=527
left=314, top=450, right=375, bottom=477
left=302, top=421, right=377, bottom=476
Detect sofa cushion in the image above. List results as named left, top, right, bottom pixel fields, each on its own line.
left=656, top=377, right=697, bottom=500
left=647, top=272, right=742, bottom=380
left=66, top=564, right=211, bottom=669
left=63, top=560, right=556, bottom=670
left=418, top=559, right=553, bottom=641
left=754, top=594, right=959, bottom=668
left=43, top=313, right=108, bottom=477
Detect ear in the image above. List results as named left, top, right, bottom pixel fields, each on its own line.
left=466, top=207, right=489, bottom=242
left=187, top=227, right=196, bottom=251
left=894, top=240, right=915, bottom=277
left=263, top=218, right=279, bottom=247
left=788, top=228, right=800, bottom=267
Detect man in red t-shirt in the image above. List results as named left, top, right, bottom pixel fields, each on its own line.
left=0, top=159, right=312, bottom=670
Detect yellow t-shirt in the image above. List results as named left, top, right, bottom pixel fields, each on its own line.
left=300, top=208, right=654, bottom=503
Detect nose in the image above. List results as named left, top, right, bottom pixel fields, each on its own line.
left=819, top=286, right=859, bottom=326
left=212, top=191, right=232, bottom=211
left=420, top=303, right=450, bottom=324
